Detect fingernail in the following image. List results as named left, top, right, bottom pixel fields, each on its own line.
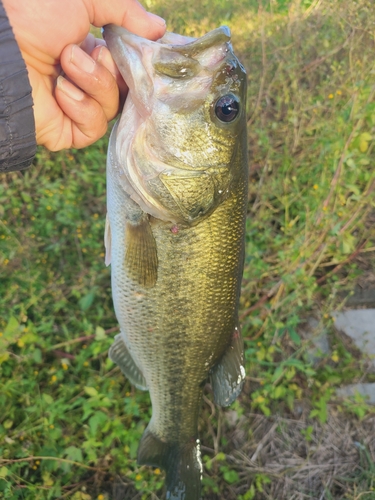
left=147, top=12, right=166, bottom=27
left=56, top=75, right=84, bottom=101
left=96, top=45, right=109, bottom=66
left=71, top=44, right=96, bottom=73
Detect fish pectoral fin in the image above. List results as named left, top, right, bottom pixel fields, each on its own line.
left=210, top=326, right=246, bottom=407
left=109, top=334, right=148, bottom=391
left=125, top=217, right=158, bottom=288
left=104, top=214, right=112, bottom=266
left=138, top=427, right=202, bottom=500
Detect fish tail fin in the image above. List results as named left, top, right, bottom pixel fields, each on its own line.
left=138, top=427, right=202, bottom=500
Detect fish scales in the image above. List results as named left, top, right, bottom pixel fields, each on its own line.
left=104, top=24, right=248, bottom=500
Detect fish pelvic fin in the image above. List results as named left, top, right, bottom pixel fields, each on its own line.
left=138, top=428, right=202, bottom=500
left=210, top=325, right=246, bottom=407
left=109, top=334, right=148, bottom=390
left=125, top=217, right=158, bottom=288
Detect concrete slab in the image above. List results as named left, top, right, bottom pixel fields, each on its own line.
left=336, top=383, right=375, bottom=404
left=301, top=317, right=330, bottom=365
left=332, top=309, right=375, bottom=360
left=345, top=287, right=375, bottom=307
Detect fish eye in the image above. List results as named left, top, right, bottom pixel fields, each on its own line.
left=214, top=94, right=240, bottom=123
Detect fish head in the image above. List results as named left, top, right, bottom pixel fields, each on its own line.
left=104, top=25, right=247, bottom=224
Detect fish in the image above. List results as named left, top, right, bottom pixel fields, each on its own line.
left=103, top=23, right=248, bottom=500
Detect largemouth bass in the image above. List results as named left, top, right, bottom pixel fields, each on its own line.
left=103, top=24, right=248, bottom=500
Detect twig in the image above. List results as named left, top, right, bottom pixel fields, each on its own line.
left=240, top=280, right=283, bottom=319
left=50, top=326, right=118, bottom=350
left=0, top=456, right=109, bottom=471
left=316, top=239, right=368, bottom=284
left=250, top=422, right=278, bottom=462
left=52, top=350, right=75, bottom=360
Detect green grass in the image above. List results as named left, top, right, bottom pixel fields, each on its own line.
left=1, top=0, right=375, bottom=498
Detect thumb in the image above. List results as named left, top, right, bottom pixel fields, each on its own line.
left=85, top=0, right=166, bottom=40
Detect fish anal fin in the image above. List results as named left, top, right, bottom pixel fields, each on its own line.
left=210, top=326, right=246, bottom=407
left=138, top=428, right=202, bottom=500
left=109, top=334, right=148, bottom=391
left=125, top=218, right=158, bottom=288
left=104, top=214, right=111, bottom=266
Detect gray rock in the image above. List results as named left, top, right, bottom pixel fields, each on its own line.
left=341, top=287, right=375, bottom=307
left=336, top=383, right=375, bottom=404
left=332, top=309, right=375, bottom=364
left=302, top=317, right=330, bottom=365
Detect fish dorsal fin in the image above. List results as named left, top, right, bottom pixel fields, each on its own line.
left=125, top=218, right=158, bottom=288
left=104, top=213, right=111, bottom=266
left=160, top=171, right=216, bottom=221
left=109, top=334, right=148, bottom=391
left=210, top=326, right=246, bottom=407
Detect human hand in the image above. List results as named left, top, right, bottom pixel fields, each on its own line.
left=3, top=0, right=166, bottom=151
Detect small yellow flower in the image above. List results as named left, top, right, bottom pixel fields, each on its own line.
left=17, top=339, right=25, bottom=348
left=49, top=424, right=54, bottom=429
left=98, top=495, right=105, bottom=500
left=4, top=258, right=9, bottom=265
left=331, top=352, right=339, bottom=363
left=83, top=361, right=89, bottom=367
left=257, top=341, right=261, bottom=347
left=0, top=235, right=5, bottom=239
left=254, top=395, right=265, bottom=404
left=46, top=206, right=51, bottom=211
left=100, top=252, right=105, bottom=258
left=51, top=375, right=57, bottom=383
left=154, top=468, right=161, bottom=475
left=313, top=184, right=318, bottom=190
left=336, top=89, right=342, bottom=95
left=323, top=206, right=327, bottom=211
left=0, top=333, right=3, bottom=337
left=135, top=474, right=142, bottom=481
left=82, top=344, right=87, bottom=349
left=32, top=465, right=37, bottom=470
left=328, top=93, right=334, bottom=99
left=35, top=460, right=40, bottom=465
left=125, top=392, right=131, bottom=397
left=93, top=214, right=99, bottom=219
left=62, top=363, right=68, bottom=370
left=19, top=435, right=24, bottom=441
left=34, top=370, right=38, bottom=375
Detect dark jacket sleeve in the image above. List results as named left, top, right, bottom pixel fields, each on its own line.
left=0, top=0, right=36, bottom=173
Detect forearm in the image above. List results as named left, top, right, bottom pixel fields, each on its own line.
left=0, top=0, right=36, bottom=173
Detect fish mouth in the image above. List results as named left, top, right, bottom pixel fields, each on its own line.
left=102, top=24, right=232, bottom=86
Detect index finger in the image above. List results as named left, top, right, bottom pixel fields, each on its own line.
left=85, top=0, right=166, bottom=40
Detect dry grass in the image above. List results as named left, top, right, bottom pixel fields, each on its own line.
left=214, top=408, right=375, bottom=499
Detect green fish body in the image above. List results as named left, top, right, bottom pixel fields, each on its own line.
left=104, top=24, right=248, bottom=500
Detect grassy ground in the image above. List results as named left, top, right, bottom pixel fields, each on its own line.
left=1, top=0, right=375, bottom=498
